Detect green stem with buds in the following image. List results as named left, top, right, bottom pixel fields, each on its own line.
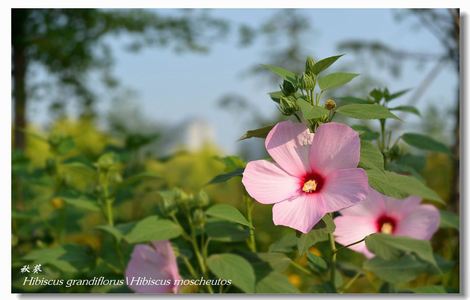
left=244, top=195, right=257, bottom=252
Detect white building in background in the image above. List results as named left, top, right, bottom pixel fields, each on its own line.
left=158, top=118, right=215, bottom=155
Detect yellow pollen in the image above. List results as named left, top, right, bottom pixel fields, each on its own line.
left=302, top=180, right=318, bottom=193
left=380, top=222, right=393, bottom=234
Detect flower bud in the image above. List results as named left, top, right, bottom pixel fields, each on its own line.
left=325, top=99, right=336, bottom=110
left=195, top=190, right=210, bottom=208
left=280, top=80, right=297, bottom=96
left=193, top=209, right=206, bottom=229
left=50, top=197, right=65, bottom=209
left=279, top=96, right=299, bottom=116
left=158, top=190, right=178, bottom=215
left=305, top=56, right=315, bottom=76
left=299, top=73, right=314, bottom=91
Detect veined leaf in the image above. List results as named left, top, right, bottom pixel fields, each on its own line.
left=311, top=54, right=343, bottom=74
left=364, top=255, right=428, bottom=284
left=439, top=210, right=459, bottom=230
left=318, top=72, right=358, bottom=90
left=208, top=168, right=244, bottom=184
left=366, top=169, right=444, bottom=204
left=365, top=233, right=438, bottom=269
left=239, top=125, right=274, bottom=141
left=402, top=133, right=450, bottom=154
left=359, top=140, right=384, bottom=170
left=389, top=105, right=420, bottom=116
left=297, top=99, right=329, bottom=119
left=207, top=254, right=255, bottom=293
left=124, top=216, right=182, bottom=243
left=262, top=64, right=297, bottom=83
left=336, top=104, right=399, bottom=120
left=205, top=204, right=252, bottom=228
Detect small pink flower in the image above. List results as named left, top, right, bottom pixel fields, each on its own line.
left=126, top=240, right=181, bottom=293
left=242, top=121, right=368, bottom=233
left=334, top=188, right=440, bottom=258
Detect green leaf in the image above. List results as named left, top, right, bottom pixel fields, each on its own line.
left=239, top=125, right=274, bottom=141
left=352, top=125, right=380, bottom=140
left=402, top=133, right=450, bottom=154
left=205, top=204, right=252, bottom=228
left=208, top=168, right=244, bottom=184
left=318, top=72, right=358, bottom=90
left=366, top=169, right=444, bottom=204
left=216, top=155, right=246, bottom=170
left=311, top=55, right=343, bottom=74
left=364, top=255, right=428, bottom=284
left=269, top=91, right=283, bottom=103
left=337, top=96, right=371, bottom=105
left=22, top=244, right=93, bottom=274
left=255, top=253, right=292, bottom=272
left=124, top=216, right=182, bottom=243
left=297, top=215, right=335, bottom=255
left=307, top=252, right=328, bottom=273
left=297, top=99, right=329, bottom=119
left=389, top=105, right=420, bottom=116
left=268, top=231, right=297, bottom=253
left=95, top=225, right=124, bottom=242
left=255, top=271, right=299, bottom=293
left=384, top=171, right=444, bottom=204
left=62, top=197, right=100, bottom=212
left=336, top=104, right=399, bottom=120
left=262, top=64, right=297, bottom=83
left=365, top=233, right=438, bottom=269
left=118, top=172, right=161, bottom=188
left=359, top=140, right=384, bottom=170
left=409, top=285, right=446, bottom=293
left=439, top=210, right=459, bottom=230
left=384, top=88, right=411, bottom=102
left=207, top=254, right=256, bottom=293
left=205, top=219, right=249, bottom=242
left=366, top=169, right=408, bottom=199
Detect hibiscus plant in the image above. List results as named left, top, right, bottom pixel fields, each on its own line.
left=15, top=54, right=459, bottom=294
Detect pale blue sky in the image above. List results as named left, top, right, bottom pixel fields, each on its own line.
left=30, top=9, right=457, bottom=154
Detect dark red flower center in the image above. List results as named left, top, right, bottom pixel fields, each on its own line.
left=300, top=172, right=325, bottom=194
left=376, top=215, right=397, bottom=234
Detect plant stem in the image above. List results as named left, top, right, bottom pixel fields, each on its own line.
left=291, top=260, right=312, bottom=275
left=182, top=256, right=198, bottom=279
left=379, top=119, right=386, bottom=151
left=293, top=113, right=302, bottom=122
left=339, top=272, right=363, bottom=293
left=328, top=215, right=337, bottom=290
left=105, top=199, right=114, bottom=226
left=333, top=237, right=366, bottom=254
left=244, top=195, right=257, bottom=252
left=186, top=212, right=214, bottom=294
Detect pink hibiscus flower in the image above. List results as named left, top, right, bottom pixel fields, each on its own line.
left=242, top=120, right=369, bottom=233
left=334, top=188, right=440, bottom=258
left=126, top=240, right=181, bottom=293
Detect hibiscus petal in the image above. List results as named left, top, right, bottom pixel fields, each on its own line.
left=242, top=160, right=301, bottom=204
left=384, top=196, right=422, bottom=218
left=126, top=246, right=173, bottom=293
left=339, top=187, right=385, bottom=217
left=309, top=122, right=360, bottom=174
left=265, top=120, right=313, bottom=176
left=321, top=168, right=369, bottom=213
left=272, top=194, right=326, bottom=233
left=395, top=204, right=440, bottom=240
left=334, top=215, right=376, bottom=258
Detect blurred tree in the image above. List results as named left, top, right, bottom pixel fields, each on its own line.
left=338, top=9, right=460, bottom=211
left=12, top=9, right=229, bottom=150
